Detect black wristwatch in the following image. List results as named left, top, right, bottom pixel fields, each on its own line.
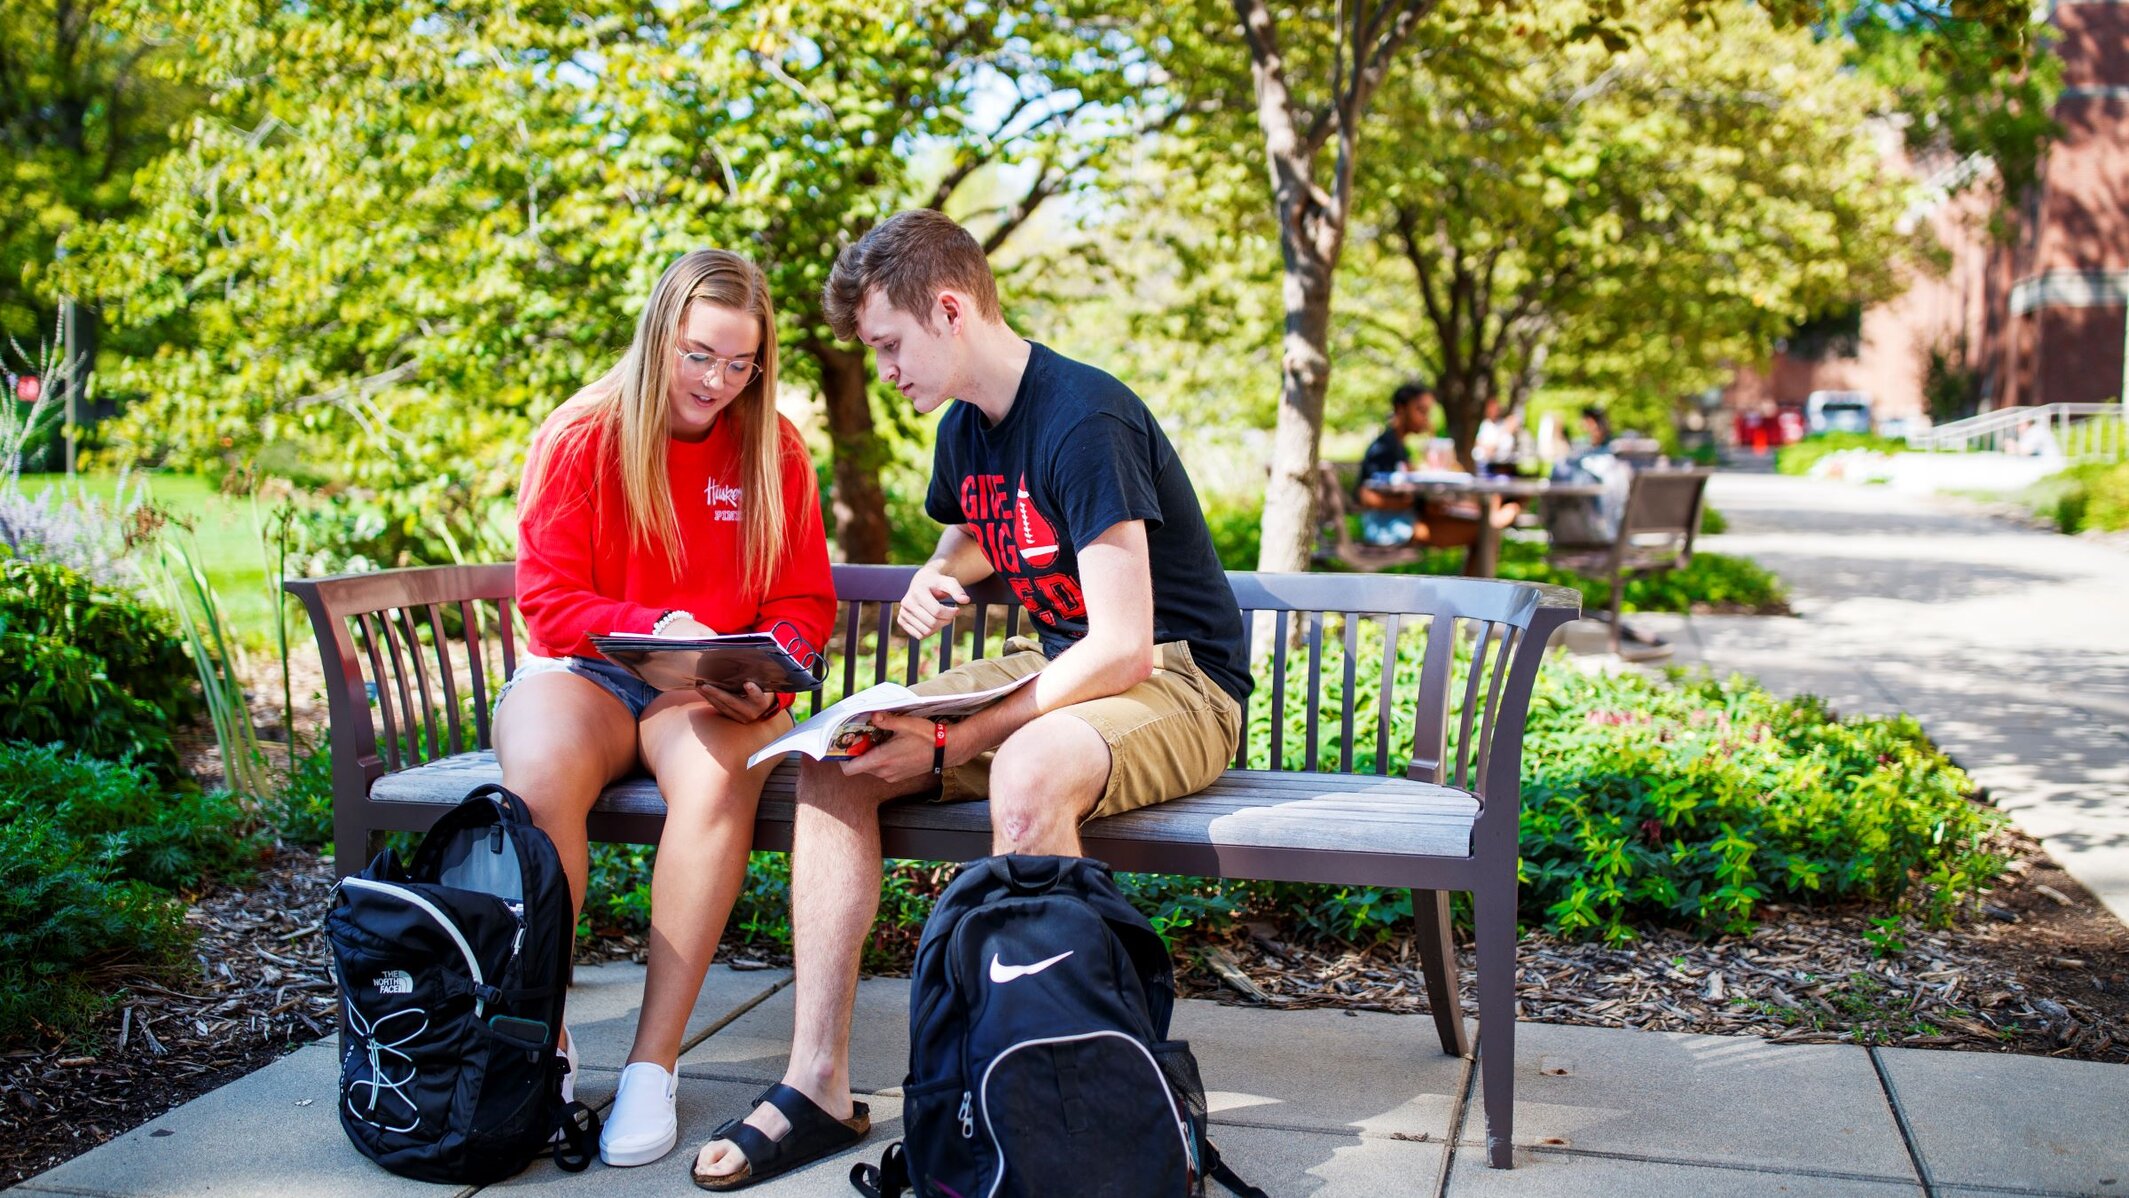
left=932, top=721, right=948, bottom=778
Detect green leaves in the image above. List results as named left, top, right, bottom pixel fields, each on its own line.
left=1521, top=666, right=2002, bottom=939
left=1346, top=0, right=1919, bottom=441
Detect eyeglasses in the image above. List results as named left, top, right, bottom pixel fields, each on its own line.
left=674, top=349, right=762, bottom=388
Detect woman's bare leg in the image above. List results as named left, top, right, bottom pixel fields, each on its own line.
left=625, top=694, right=793, bottom=1069
left=492, top=671, right=640, bottom=916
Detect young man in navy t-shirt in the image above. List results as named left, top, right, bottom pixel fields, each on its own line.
left=691, top=209, right=1250, bottom=1187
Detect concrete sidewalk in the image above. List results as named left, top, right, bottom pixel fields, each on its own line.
left=1631, top=472, right=2129, bottom=925
left=20, top=964, right=2129, bottom=1196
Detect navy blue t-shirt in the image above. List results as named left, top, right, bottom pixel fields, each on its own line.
left=925, top=343, right=1252, bottom=704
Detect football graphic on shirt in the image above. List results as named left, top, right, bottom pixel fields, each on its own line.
left=1014, top=474, right=1059, bottom=568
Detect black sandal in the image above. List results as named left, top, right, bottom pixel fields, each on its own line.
left=691, top=1083, right=871, bottom=1191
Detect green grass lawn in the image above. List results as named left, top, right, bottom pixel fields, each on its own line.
left=19, top=472, right=287, bottom=647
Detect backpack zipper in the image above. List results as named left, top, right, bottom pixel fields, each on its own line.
left=974, top=1030, right=1191, bottom=1198
left=339, top=876, right=490, bottom=1017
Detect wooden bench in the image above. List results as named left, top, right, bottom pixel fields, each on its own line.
left=286, top=563, right=1579, bottom=1168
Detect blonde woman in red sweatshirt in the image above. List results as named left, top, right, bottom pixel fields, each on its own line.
left=495, top=250, right=835, bottom=1169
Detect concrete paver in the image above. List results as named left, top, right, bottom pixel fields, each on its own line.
left=489, top=1076, right=901, bottom=1197
left=566, top=961, right=788, bottom=1074
left=1462, top=1021, right=1918, bottom=1181
left=25, top=975, right=2129, bottom=1196
left=1173, top=999, right=1464, bottom=1140
left=18, top=1041, right=464, bottom=1198
left=1440, top=1144, right=1924, bottom=1197
left=1877, top=1046, right=2129, bottom=1195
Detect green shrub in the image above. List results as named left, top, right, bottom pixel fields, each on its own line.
left=0, top=557, right=201, bottom=772
left=1519, top=668, right=1999, bottom=941
left=0, top=813, right=190, bottom=1044
left=2042, top=461, right=2129, bottom=534
left=1204, top=499, right=1263, bottom=572
left=1700, top=505, right=1728, bottom=535
left=273, top=735, right=337, bottom=848
left=1774, top=432, right=1905, bottom=476
left=585, top=844, right=949, bottom=970
left=0, top=743, right=262, bottom=891
left=1388, top=541, right=1786, bottom=615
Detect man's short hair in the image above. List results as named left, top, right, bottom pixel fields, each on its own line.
left=1391, top=381, right=1435, bottom=410
left=823, top=210, right=1002, bottom=343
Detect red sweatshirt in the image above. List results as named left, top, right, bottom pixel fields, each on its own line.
left=515, top=408, right=836, bottom=707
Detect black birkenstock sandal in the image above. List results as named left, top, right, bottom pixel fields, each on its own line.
left=691, top=1083, right=871, bottom=1191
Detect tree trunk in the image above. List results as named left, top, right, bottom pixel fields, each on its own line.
left=810, top=341, right=890, bottom=564
left=1256, top=235, right=1337, bottom=574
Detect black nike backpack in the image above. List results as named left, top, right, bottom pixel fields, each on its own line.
left=851, top=854, right=1263, bottom=1198
left=326, top=783, right=598, bottom=1183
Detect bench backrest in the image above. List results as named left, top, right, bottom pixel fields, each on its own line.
left=1617, top=468, right=1710, bottom=567
left=287, top=564, right=1577, bottom=844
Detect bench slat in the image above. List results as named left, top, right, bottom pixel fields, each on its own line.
left=368, top=751, right=1479, bottom=859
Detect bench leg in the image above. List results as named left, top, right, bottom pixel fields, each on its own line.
left=333, top=818, right=368, bottom=881
left=1475, top=876, right=1518, bottom=1168
left=1413, top=889, right=1470, bottom=1057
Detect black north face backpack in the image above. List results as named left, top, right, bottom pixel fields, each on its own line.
left=326, top=784, right=597, bottom=1183
left=852, top=855, right=1263, bottom=1198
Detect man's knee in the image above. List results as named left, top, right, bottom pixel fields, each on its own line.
left=989, top=717, right=1108, bottom=847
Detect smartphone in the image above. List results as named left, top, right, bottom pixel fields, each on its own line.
left=489, top=1014, right=550, bottom=1047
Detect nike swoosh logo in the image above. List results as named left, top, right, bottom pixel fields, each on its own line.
left=989, top=950, right=1074, bottom=984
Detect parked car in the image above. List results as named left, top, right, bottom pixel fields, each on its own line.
left=1805, top=390, right=1874, bottom=436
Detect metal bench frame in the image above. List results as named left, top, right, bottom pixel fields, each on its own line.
left=287, top=563, right=1578, bottom=1168
left=1547, top=467, right=1711, bottom=655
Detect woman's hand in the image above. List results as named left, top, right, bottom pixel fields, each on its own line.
left=695, top=680, right=779, bottom=723
left=659, top=616, right=718, bottom=639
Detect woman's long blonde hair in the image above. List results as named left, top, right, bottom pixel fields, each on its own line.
left=523, top=250, right=790, bottom=601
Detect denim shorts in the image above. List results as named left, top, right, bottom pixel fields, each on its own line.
left=1360, top=509, right=1417, bottom=547
left=494, top=655, right=662, bottom=720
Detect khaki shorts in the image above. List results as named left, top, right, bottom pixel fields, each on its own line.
left=910, top=636, right=1243, bottom=820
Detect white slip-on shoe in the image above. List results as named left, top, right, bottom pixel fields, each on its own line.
left=599, top=1061, right=679, bottom=1167
left=558, top=1024, right=578, bottom=1105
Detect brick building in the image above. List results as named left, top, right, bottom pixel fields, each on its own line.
left=1724, top=0, right=2128, bottom=429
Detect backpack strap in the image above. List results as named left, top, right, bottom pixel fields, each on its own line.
left=549, top=1100, right=598, bottom=1172
left=848, top=1141, right=908, bottom=1198
left=461, top=782, right=535, bottom=825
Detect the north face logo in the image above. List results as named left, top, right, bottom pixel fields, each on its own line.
left=374, top=970, right=413, bottom=995
left=1014, top=474, right=1059, bottom=568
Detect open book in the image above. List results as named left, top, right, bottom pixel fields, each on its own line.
left=590, top=630, right=824, bottom=694
left=746, top=672, right=1038, bottom=768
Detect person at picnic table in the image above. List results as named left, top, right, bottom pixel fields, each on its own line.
left=495, top=249, right=836, bottom=1170
left=690, top=209, right=1254, bottom=1190
left=1473, top=396, right=1523, bottom=477
left=1353, top=381, right=1515, bottom=549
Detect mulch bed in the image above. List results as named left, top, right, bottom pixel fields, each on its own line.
left=0, top=846, right=340, bottom=1190
left=1174, top=826, right=2127, bottom=1063
left=5, top=827, right=2121, bottom=1189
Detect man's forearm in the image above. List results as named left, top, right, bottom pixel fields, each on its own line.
left=952, top=635, right=1152, bottom=755
left=929, top=525, right=996, bottom=585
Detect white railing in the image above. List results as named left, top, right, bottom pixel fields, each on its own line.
left=1907, top=403, right=2128, bottom=462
